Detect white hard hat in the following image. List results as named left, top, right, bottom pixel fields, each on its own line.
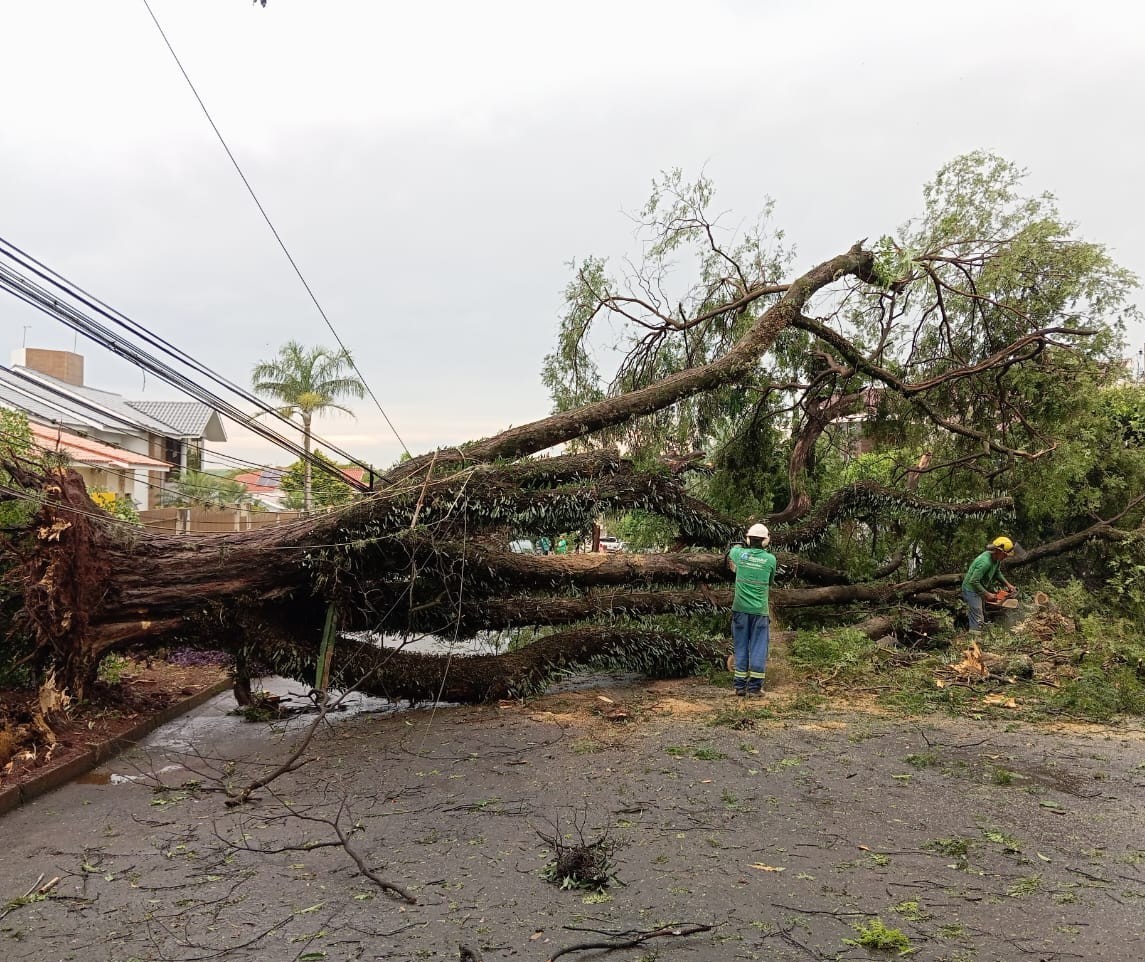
left=746, top=523, right=770, bottom=544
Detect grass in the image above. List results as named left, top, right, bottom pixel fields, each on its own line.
left=892, top=900, right=930, bottom=922
left=708, top=704, right=776, bottom=728
left=1007, top=873, right=1042, bottom=897
left=843, top=918, right=912, bottom=955
left=706, top=580, right=1145, bottom=725
left=97, top=653, right=132, bottom=685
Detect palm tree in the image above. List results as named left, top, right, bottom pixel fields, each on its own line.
left=251, top=342, right=366, bottom=512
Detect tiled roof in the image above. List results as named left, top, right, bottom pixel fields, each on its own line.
left=235, top=468, right=285, bottom=493
left=10, top=366, right=179, bottom=434
left=127, top=400, right=227, bottom=441
left=29, top=422, right=171, bottom=470
left=341, top=466, right=369, bottom=484
left=0, top=364, right=138, bottom=432
left=2, top=366, right=226, bottom=441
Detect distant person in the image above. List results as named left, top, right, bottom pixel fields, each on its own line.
left=556, top=536, right=569, bottom=554
left=726, top=523, right=777, bottom=697
left=538, top=536, right=552, bottom=555
left=962, top=536, right=1016, bottom=633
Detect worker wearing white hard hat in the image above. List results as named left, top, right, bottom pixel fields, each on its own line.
left=726, top=523, right=777, bottom=696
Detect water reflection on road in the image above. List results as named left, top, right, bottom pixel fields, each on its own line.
left=140, top=632, right=641, bottom=756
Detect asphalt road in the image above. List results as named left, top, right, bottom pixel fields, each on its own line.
left=2, top=679, right=1144, bottom=962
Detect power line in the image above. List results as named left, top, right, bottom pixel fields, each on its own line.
left=140, top=0, right=411, bottom=459
left=0, top=240, right=376, bottom=491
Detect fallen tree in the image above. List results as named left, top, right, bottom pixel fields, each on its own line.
left=3, top=155, right=1143, bottom=711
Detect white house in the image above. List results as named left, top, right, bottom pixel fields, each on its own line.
left=1, top=347, right=227, bottom=509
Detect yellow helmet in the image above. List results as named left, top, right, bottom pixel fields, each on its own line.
left=990, top=536, right=1014, bottom=553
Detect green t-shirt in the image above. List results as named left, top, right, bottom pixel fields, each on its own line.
left=962, top=550, right=1003, bottom=594
left=728, top=545, right=777, bottom=615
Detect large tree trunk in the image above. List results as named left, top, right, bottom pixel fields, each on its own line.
left=10, top=452, right=1135, bottom=703
left=3, top=241, right=1139, bottom=707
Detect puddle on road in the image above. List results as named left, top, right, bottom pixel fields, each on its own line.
left=140, top=680, right=407, bottom=752
left=76, top=764, right=184, bottom=786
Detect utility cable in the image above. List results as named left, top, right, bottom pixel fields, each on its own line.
left=0, top=251, right=373, bottom=490
left=140, top=0, right=411, bottom=459
left=0, top=237, right=371, bottom=477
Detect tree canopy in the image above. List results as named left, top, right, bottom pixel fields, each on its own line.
left=543, top=152, right=1143, bottom=573
left=251, top=341, right=365, bottom=512
left=2, top=152, right=1142, bottom=714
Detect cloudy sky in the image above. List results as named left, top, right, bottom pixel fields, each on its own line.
left=3, top=0, right=1143, bottom=472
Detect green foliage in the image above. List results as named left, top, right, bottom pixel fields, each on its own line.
left=161, top=470, right=251, bottom=509
left=787, top=628, right=874, bottom=679
left=97, top=653, right=131, bottom=685
left=0, top=409, right=40, bottom=686
left=251, top=341, right=366, bottom=422
left=606, top=510, right=676, bottom=551
left=251, top=341, right=366, bottom=510
left=700, top=404, right=790, bottom=519
left=89, top=490, right=141, bottom=524
left=543, top=169, right=792, bottom=464
left=1100, top=383, right=1145, bottom=445
left=280, top=450, right=357, bottom=510
left=1050, top=666, right=1145, bottom=722
left=0, top=407, right=39, bottom=530
left=843, top=918, right=912, bottom=954
left=1103, top=537, right=1145, bottom=626
left=539, top=154, right=1142, bottom=613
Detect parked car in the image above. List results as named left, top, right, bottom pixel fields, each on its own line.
left=598, top=536, right=625, bottom=552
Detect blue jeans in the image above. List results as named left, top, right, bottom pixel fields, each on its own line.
left=732, top=611, right=770, bottom=692
left=962, top=587, right=984, bottom=631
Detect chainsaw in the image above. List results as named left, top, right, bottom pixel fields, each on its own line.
left=985, top=587, right=1020, bottom=610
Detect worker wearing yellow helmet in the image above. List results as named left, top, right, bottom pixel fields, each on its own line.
left=961, top=536, right=1016, bottom=633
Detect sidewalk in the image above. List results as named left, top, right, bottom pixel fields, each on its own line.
left=0, top=671, right=231, bottom=816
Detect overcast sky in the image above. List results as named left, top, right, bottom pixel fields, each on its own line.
left=3, top=0, right=1143, bottom=472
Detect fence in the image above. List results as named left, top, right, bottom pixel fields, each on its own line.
left=138, top=507, right=304, bottom=534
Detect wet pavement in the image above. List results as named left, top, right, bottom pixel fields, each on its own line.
left=1, top=679, right=1144, bottom=962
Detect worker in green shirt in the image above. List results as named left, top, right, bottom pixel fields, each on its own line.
left=726, top=523, right=778, bottom=696
left=961, top=536, right=1016, bottom=632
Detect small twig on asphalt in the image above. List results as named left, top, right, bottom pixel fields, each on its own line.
left=328, top=809, right=418, bottom=904
left=0, top=874, right=59, bottom=920
left=224, top=669, right=376, bottom=807
left=224, top=701, right=333, bottom=806
left=546, top=922, right=713, bottom=960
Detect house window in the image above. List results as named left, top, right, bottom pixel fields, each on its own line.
left=163, top=437, right=182, bottom=473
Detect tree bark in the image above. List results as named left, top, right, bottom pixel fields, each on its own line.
left=3, top=241, right=1138, bottom=707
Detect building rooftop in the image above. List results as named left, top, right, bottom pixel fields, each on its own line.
left=127, top=400, right=227, bottom=441
left=29, top=422, right=171, bottom=471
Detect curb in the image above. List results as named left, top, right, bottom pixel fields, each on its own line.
left=0, top=678, right=232, bottom=817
